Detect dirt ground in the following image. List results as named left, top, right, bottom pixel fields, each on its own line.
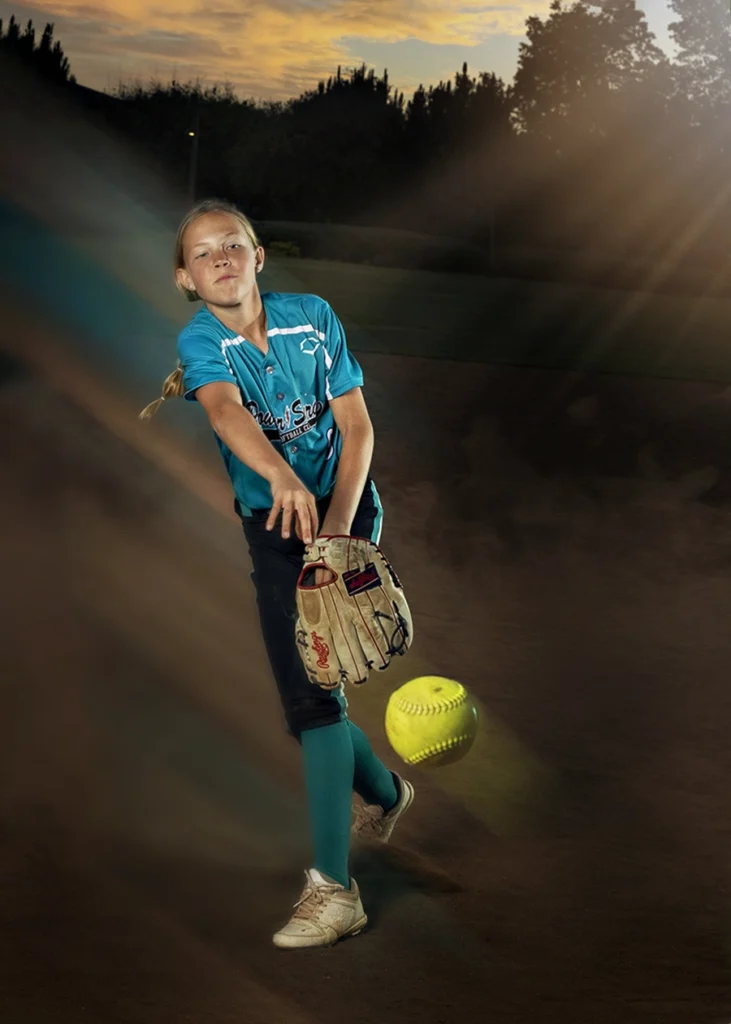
left=2, top=350, right=731, bottom=1024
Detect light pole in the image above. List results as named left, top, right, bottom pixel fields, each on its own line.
left=188, top=100, right=200, bottom=201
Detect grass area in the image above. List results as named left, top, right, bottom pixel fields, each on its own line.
left=277, top=257, right=731, bottom=383
left=258, top=220, right=724, bottom=297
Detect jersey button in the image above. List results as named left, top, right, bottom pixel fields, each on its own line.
left=291, top=445, right=298, bottom=454
left=265, top=366, right=274, bottom=375
left=277, top=392, right=285, bottom=401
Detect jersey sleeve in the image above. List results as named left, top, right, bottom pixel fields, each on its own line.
left=177, top=324, right=235, bottom=401
left=317, top=300, right=364, bottom=401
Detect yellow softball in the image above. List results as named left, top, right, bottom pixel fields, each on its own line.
left=385, top=676, right=478, bottom=767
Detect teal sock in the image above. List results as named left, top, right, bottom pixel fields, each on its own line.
left=347, top=720, right=398, bottom=812
left=300, top=721, right=354, bottom=889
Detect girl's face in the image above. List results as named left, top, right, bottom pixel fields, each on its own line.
left=176, top=211, right=264, bottom=308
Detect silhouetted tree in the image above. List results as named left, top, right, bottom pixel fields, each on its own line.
left=670, top=0, right=731, bottom=112
left=278, top=64, right=405, bottom=220
left=666, top=0, right=731, bottom=260
left=398, top=64, right=512, bottom=238
left=506, top=1, right=677, bottom=248
left=404, top=64, right=511, bottom=163
left=513, top=0, right=665, bottom=141
left=0, top=16, right=75, bottom=85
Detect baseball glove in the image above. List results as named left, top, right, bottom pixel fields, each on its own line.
left=295, top=535, right=413, bottom=690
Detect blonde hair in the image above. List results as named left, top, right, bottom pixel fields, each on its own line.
left=138, top=361, right=185, bottom=420
left=139, top=199, right=260, bottom=421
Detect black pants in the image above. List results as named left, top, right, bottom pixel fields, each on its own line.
left=240, top=482, right=381, bottom=739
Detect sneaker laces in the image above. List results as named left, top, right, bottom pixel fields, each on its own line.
left=352, top=802, right=386, bottom=837
left=291, top=879, right=339, bottom=921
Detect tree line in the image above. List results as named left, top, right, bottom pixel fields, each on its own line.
left=1, top=16, right=74, bottom=85
left=2, top=3, right=729, bottom=269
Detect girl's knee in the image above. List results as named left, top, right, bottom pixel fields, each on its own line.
left=286, top=692, right=346, bottom=738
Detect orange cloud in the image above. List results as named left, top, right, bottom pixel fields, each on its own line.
left=22, top=0, right=550, bottom=97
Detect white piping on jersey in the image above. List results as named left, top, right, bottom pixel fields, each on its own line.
left=267, top=324, right=326, bottom=341
left=217, top=325, right=339, bottom=400
left=218, top=337, right=237, bottom=376
left=220, top=335, right=245, bottom=353
left=220, top=335, right=242, bottom=374
left=218, top=325, right=327, bottom=354
left=322, top=345, right=335, bottom=401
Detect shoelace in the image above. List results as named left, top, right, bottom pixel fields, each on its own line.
left=291, top=882, right=340, bottom=921
left=352, top=803, right=386, bottom=836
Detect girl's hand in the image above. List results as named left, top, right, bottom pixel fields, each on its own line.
left=267, top=469, right=319, bottom=545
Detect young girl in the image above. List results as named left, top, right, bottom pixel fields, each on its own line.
left=142, top=199, right=414, bottom=949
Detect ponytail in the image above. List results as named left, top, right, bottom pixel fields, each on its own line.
left=138, top=362, right=185, bottom=420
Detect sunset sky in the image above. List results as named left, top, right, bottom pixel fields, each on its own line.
left=1, top=0, right=674, bottom=100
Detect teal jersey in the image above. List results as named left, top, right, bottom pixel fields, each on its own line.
left=178, top=292, right=364, bottom=515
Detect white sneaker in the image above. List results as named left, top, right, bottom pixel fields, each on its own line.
left=272, top=869, right=368, bottom=949
left=352, top=773, right=415, bottom=844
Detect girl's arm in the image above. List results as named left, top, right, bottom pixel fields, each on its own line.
left=320, top=387, right=375, bottom=537
left=196, top=381, right=319, bottom=543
